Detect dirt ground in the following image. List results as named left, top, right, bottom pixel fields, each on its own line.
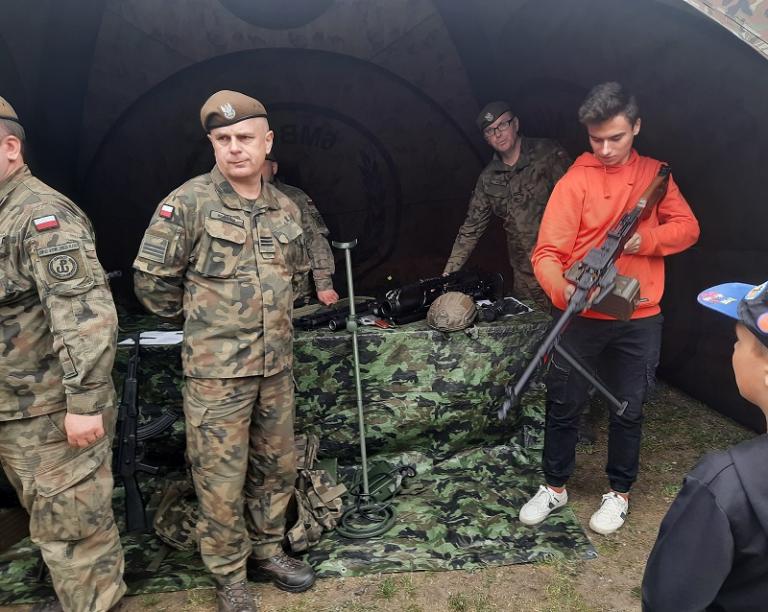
left=0, top=383, right=754, bottom=612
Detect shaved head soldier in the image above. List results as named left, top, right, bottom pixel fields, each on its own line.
left=444, top=101, right=572, bottom=309
left=133, top=91, right=315, bottom=611
left=0, top=96, right=125, bottom=611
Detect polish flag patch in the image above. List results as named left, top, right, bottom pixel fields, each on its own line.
left=33, top=215, right=59, bottom=231
left=158, top=204, right=175, bottom=219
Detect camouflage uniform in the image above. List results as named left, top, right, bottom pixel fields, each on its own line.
left=133, top=166, right=310, bottom=585
left=444, top=137, right=571, bottom=308
left=272, top=178, right=335, bottom=301
left=0, top=166, right=125, bottom=611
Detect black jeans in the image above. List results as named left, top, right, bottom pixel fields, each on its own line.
left=542, top=313, right=663, bottom=493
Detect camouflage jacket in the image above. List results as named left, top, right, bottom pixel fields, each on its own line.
left=273, top=179, right=335, bottom=293
left=444, top=137, right=571, bottom=286
left=0, top=166, right=118, bottom=421
left=133, top=166, right=310, bottom=378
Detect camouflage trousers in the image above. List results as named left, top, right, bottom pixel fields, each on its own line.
left=184, top=370, right=297, bottom=585
left=505, top=237, right=548, bottom=310
left=0, top=407, right=125, bottom=612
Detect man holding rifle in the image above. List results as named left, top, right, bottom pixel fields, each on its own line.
left=518, top=82, right=699, bottom=535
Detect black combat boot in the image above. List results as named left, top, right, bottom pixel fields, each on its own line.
left=248, top=552, right=316, bottom=592
left=215, top=580, right=259, bottom=612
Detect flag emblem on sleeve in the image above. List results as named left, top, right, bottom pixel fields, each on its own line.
left=159, top=204, right=175, bottom=219
left=33, top=215, right=59, bottom=231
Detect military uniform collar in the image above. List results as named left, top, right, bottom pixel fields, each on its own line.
left=0, top=164, right=30, bottom=203
left=211, top=165, right=278, bottom=212
left=489, top=136, right=532, bottom=173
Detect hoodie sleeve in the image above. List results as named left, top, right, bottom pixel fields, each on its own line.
left=531, top=168, right=584, bottom=310
left=636, top=173, right=699, bottom=257
left=642, top=474, right=733, bottom=612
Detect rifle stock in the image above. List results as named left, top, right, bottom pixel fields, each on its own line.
left=499, top=165, right=670, bottom=420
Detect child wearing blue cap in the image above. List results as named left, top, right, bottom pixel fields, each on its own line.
left=642, top=281, right=768, bottom=610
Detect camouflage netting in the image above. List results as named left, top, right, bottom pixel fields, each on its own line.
left=0, top=310, right=596, bottom=604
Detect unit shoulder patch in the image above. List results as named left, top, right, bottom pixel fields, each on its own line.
left=47, top=254, right=79, bottom=280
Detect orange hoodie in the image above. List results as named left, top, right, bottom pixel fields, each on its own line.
left=532, top=150, right=700, bottom=319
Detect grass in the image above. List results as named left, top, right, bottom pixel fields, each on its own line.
left=375, top=577, right=397, bottom=600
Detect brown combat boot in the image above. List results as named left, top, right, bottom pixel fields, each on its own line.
left=215, top=580, right=259, bottom=612
left=248, top=552, right=316, bottom=592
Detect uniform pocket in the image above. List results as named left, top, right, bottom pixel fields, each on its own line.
left=193, top=218, right=246, bottom=278
left=29, top=437, right=112, bottom=542
left=272, top=220, right=310, bottom=275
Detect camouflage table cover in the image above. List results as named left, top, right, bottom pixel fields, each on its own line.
left=0, top=309, right=598, bottom=604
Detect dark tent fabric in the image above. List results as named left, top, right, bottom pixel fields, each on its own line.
left=1, top=0, right=767, bottom=431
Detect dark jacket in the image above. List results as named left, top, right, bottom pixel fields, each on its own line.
left=642, top=434, right=768, bottom=611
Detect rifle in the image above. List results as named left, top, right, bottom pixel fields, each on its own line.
left=114, top=333, right=177, bottom=532
left=498, top=165, right=671, bottom=420
left=379, top=270, right=503, bottom=324
left=294, top=298, right=379, bottom=331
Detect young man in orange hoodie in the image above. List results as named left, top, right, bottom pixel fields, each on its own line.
left=518, top=82, right=700, bottom=535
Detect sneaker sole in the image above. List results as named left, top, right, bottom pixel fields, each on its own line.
left=518, top=503, right=567, bottom=526
left=588, top=519, right=624, bottom=535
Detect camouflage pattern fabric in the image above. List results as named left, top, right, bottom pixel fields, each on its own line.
left=0, top=410, right=126, bottom=610
left=273, top=179, right=335, bottom=299
left=0, top=165, right=119, bottom=420
left=133, top=165, right=310, bottom=378
left=0, top=165, right=125, bottom=610
left=444, top=138, right=572, bottom=309
left=0, top=308, right=601, bottom=603
left=184, top=371, right=297, bottom=585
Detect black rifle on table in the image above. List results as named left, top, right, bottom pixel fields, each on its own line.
left=294, top=298, right=380, bottom=331
left=379, top=270, right=504, bottom=324
left=498, top=164, right=671, bottom=420
left=114, top=333, right=177, bottom=532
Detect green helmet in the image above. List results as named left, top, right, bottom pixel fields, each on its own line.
left=427, top=292, right=477, bottom=332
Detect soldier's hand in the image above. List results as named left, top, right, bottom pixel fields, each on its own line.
left=317, top=289, right=339, bottom=306
left=623, top=232, right=641, bottom=254
left=64, top=413, right=106, bottom=448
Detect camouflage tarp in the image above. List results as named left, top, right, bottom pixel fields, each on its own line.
left=0, top=309, right=597, bottom=603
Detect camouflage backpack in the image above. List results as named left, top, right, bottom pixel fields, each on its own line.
left=153, top=433, right=346, bottom=553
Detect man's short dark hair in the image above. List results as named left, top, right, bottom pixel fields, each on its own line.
left=578, top=82, right=639, bottom=125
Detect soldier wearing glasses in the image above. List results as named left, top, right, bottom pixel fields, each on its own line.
left=443, top=101, right=571, bottom=309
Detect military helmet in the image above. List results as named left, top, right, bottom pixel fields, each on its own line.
left=427, top=292, right=477, bottom=332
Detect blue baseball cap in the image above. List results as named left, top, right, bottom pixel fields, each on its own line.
left=698, top=281, right=768, bottom=347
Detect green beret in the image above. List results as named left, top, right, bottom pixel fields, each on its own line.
left=476, top=101, right=512, bottom=131
left=0, top=96, right=19, bottom=124
left=200, top=90, right=267, bottom=132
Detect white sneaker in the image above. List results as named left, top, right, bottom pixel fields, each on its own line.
left=519, top=485, right=568, bottom=525
left=589, top=492, right=629, bottom=535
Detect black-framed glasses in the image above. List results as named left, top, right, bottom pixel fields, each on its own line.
left=484, top=118, right=515, bottom=138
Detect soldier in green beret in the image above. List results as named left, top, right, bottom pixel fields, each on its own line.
left=133, top=90, right=315, bottom=611
left=0, top=95, right=126, bottom=612
left=261, top=152, right=338, bottom=306
left=443, top=101, right=572, bottom=309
